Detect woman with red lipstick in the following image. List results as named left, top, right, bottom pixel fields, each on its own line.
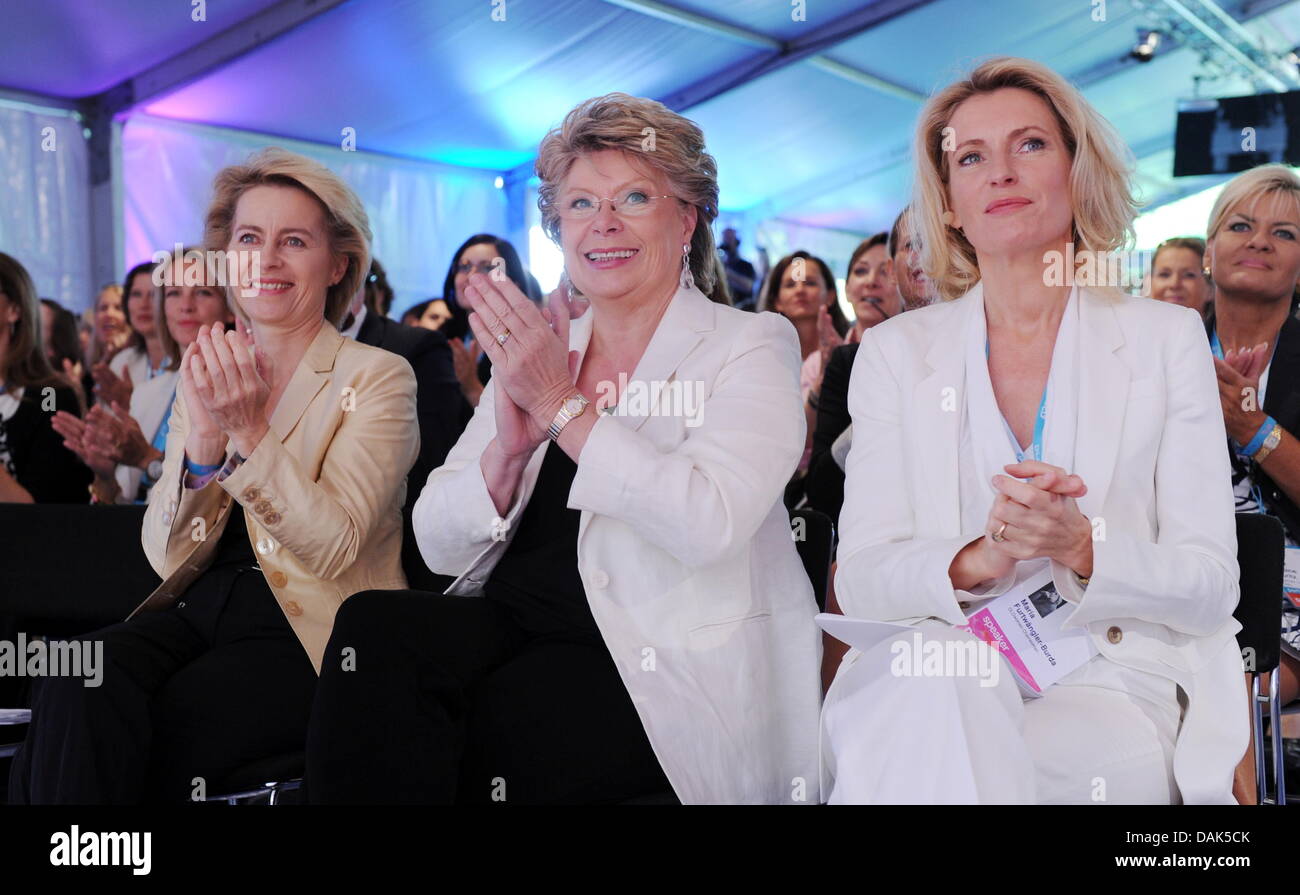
left=52, top=247, right=232, bottom=505
left=1198, top=165, right=1300, bottom=802
left=307, top=93, right=821, bottom=805
left=822, top=57, right=1245, bottom=804
left=1150, top=236, right=1211, bottom=319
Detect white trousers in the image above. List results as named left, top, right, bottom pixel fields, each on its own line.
left=821, top=620, right=1182, bottom=804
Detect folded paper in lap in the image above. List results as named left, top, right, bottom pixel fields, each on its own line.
left=816, top=569, right=1096, bottom=698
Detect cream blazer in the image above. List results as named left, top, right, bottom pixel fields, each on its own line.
left=136, top=323, right=419, bottom=673
left=413, top=285, right=823, bottom=805
left=835, top=283, right=1248, bottom=804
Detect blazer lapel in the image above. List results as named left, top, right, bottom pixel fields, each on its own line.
left=267, top=323, right=340, bottom=444
left=607, top=285, right=711, bottom=432
left=914, top=290, right=972, bottom=537
left=1072, top=288, right=1129, bottom=518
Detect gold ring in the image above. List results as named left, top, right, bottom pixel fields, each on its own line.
left=991, top=522, right=1008, bottom=543
left=496, top=329, right=511, bottom=346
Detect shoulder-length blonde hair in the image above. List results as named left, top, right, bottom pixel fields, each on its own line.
left=535, top=93, right=720, bottom=295
left=204, top=147, right=371, bottom=327
left=913, top=56, right=1138, bottom=301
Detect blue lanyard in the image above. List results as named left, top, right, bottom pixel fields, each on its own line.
left=1210, top=330, right=1223, bottom=360
left=987, top=339, right=1048, bottom=463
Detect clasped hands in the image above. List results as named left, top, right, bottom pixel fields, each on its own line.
left=970, top=460, right=1094, bottom=584
left=1213, top=341, right=1270, bottom=446
left=461, top=272, right=584, bottom=458
left=180, top=320, right=273, bottom=465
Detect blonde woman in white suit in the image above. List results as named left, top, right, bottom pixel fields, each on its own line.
left=821, top=58, right=1247, bottom=805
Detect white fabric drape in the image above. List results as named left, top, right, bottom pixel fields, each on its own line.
left=0, top=101, right=92, bottom=311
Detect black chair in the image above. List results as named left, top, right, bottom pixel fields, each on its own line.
left=791, top=507, right=835, bottom=612
left=1232, top=512, right=1287, bottom=805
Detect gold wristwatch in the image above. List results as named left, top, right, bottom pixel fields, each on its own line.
left=547, top=394, right=589, bottom=441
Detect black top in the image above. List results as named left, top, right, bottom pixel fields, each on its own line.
left=1206, top=311, right=1300, bottom=542
left=355, top=310, right=468, bottom=591
left=0, top=384, right=91, bottom=503
left=484, top=441, right=597, bottom=638
left=804, top=342, right=860, bottom=524
left=211, top=502, right=258, bottom=568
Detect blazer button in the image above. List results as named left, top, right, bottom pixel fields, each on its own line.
left=590, top=569, right=610, bottom=589
left=958, top=601, right=971, bottom=611
left=253, top=500, right=272, bottom=516
left=284, top=600, right=304, bottom=617
left=1106, top=625, right=1123, bottom=644
left=256, top=537, right=276, bottom=555
left=269, top=570, right=288, bottom=588
left=243, top=487, right=261, bottom=501
left=264, top=511, right=281, bottom=525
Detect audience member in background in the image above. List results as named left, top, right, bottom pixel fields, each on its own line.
left=823, top=57, right=1244, bottom=805
left=719, top=227, right=758, bottom=309
left=417, top=298, right=453, bottom=331
left=706, top=253, right=734, bottom=305
left=92, top=261, right=170, bottom=411
left=76, top=309, right=94, bottom=371
left=806, top=213, right=923, bottom=522
left=52, top=247, right=234, bottom=505
left=340, top=274, right=466, bottom=591
left=757, top=250, right=848, bottom=364
left=1150, top=236, right=1212, bottom=320
left=39, top=298, right=87, bottom=406
left=788, top=236, right=898, bottom=478
left=362, top=258, right=395, bottom=317
left=85, top=282, right=132, bottom=371
left=400, top=299, right=427, bottom=327
left=10, top=147, right=417, bottom=804
left=306, top=93, right=821, bottom=805
left=441, top=234, right=538, bottom=407
left=892, top=205, right=935, bottom=311
left=1195, top=165, right=1300, bottom=803
left=0, top=253, right=91, bottom=503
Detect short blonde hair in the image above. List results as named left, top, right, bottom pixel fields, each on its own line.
left=204, top=147, right=371, bottom=327
left=1206, top=164, right=1300, bottom=249
left=535, top=93, right=719, bottom=294
left=913, top=57, right=1138, bottom=301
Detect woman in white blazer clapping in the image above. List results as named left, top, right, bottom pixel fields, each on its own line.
left=821, top=57, right=1247, bottom=805
left=306, top=93, right=822, bottom=805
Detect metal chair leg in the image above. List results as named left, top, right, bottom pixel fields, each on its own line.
left=1252, top=673, right=1267, bottom=804
left=1269, top=671, right=1286, bottom=805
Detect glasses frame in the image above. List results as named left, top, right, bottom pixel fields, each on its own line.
left=557, top=191, right=681, bottom=221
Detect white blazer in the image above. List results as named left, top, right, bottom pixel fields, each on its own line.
left=414, top=284, right=823, bottom=804
left=115, top=368, right=178, bottom=504
left=835, top=283, right=1248, bottom=804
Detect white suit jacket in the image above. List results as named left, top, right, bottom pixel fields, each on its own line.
left=835, top=283, right=1248, bottom=804
left=115, top=369, right=178, bottom=504
left=413, top=284, right=823, bottom=804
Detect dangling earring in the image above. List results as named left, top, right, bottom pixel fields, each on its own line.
left=679, top=243, right=694, bottom=291
left=1203, top=264, right=1212, bottom=277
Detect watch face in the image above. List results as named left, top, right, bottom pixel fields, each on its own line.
left=564, top=396, right=587, bottom=415
left=148, top=460, right=164, bottom=479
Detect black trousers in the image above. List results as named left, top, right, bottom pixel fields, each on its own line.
left=8, top=565, right=317, bottom=804
left=305, top=590, right=673, bottom=804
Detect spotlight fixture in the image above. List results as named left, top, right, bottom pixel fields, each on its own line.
left=1131, top=29, right=1162, bottom=63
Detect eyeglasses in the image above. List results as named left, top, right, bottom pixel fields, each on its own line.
left=557, top=189, right=680, bottom=221
left=455, top=259, right=499, bottom=276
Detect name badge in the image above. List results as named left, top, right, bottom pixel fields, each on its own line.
left=1283, top=546, right=1300, bottom=609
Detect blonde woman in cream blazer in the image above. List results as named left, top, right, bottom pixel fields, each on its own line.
left=820, top=58, right=1247, bottom=805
